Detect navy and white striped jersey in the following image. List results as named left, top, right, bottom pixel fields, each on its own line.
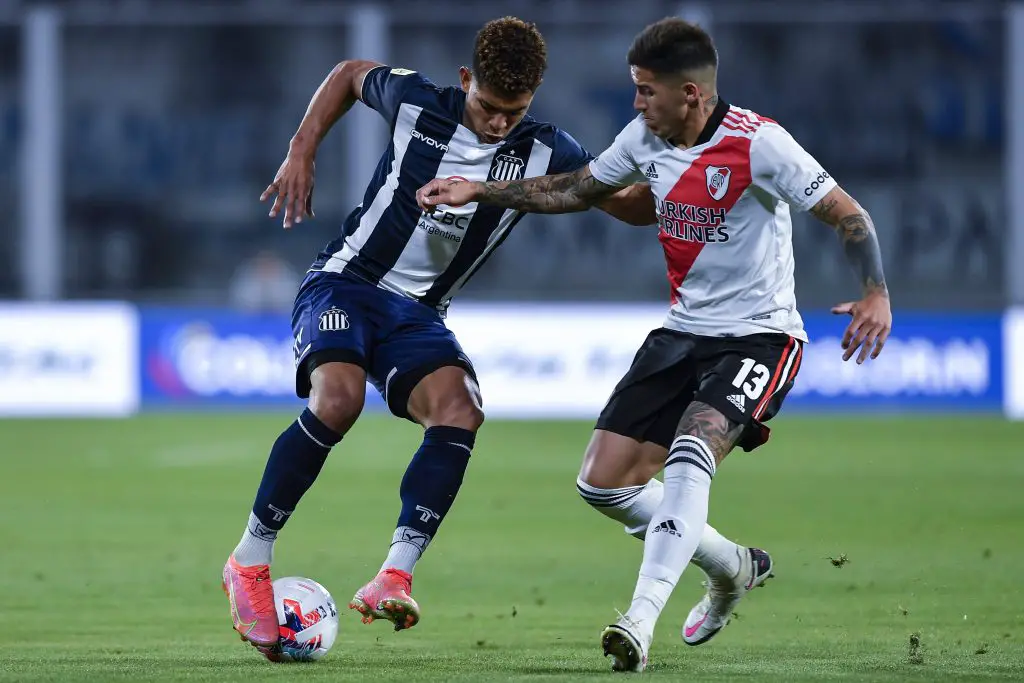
left=309, top=65, right=594, bottom=312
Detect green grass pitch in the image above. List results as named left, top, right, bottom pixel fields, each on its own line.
left=2, top=414, right=1022, bottom=681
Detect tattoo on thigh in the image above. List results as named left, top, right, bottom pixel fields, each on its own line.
left=676, top=401, right=744, bottom=464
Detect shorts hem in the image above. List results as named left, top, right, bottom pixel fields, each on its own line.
left=385, top=356, right=477, bottom=421
left=295, top=348, right=367, bottom=398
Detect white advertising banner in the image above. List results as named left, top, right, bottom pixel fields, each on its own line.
left=0, top=303, right=139, bottom=416
left=445, top=303, right=665, bottom=418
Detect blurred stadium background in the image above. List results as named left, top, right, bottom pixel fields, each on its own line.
left=1, top=1, right=1022, bottom=681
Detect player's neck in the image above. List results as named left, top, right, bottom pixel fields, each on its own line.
left=670, top=96, right=719, bottom=149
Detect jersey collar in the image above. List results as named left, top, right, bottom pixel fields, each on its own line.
left=693, top=98, right=730, bottom=147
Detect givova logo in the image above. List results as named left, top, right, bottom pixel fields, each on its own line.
left=411, top=129, right=449, bottom=152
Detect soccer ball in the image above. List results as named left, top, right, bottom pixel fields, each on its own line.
left=273, top=576, right=339, bottom=662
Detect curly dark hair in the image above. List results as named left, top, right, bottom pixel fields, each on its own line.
left=627, top=18, right=718, bottom=77
left=472, top=17, right=547, bottom=96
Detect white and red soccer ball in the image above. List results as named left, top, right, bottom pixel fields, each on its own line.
left=272, top=576, right=339, bottom=662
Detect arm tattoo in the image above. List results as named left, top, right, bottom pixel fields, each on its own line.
left=837, top=213, right=887, bottom=296
left=810, top=197, right=887, bottom=296
left=476, top=166, right=615, bottom=214
left=675, top=401, right=744, bottom=465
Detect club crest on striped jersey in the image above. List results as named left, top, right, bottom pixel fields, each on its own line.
left=705, top=165, right=732, bottom=201
left=491, top=151, right=524, bottom=182
left=318, top=307, right=349, bottom=332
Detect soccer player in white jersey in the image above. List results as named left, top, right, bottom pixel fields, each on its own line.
left=221, top=17, right=655, bottom=660
left=417, top=18, right=892, bottom=672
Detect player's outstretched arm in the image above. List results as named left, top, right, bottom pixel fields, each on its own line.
left=809, top=186, right=892, bottom=363
left=416, top=166, right=619, bottom=215
left=262, top=59, right=382, bottom=228
left=594, top=183, right=658, bottom=226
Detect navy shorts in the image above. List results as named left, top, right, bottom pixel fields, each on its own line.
left=291, top=271, right=476, bottom=420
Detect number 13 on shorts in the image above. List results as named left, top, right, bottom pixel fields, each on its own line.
left=706, top=336, right=803, bottom=425
left=731, top=358, right=772, bottom=400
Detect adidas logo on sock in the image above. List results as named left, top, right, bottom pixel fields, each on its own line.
left=644, top=162, right=659, bottom=179
left=652, top=519, right=681, bottom=537
left=726, top=393, right=746, bottom=411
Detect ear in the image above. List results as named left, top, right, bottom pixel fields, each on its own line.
left=459, top=66, right=473, bottom=93
left=682, top=81, right=702, bottom=107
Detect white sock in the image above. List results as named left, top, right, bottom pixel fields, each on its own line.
left=233, top=512, right=277, bottom=566
left=626, top=435, right=715, bottom=636
left=692, top=524, right=744, bottom=579
left=576, top=478, right=663, bottom=539
left=381, top=526, right=431, bottom=575
left=577, top=477, right=743, bottom=578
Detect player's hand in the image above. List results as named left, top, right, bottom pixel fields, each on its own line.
left=831, top=290, right=892, bottom=364
left=261, top=151, right=316, bottom=229
left=416, top=178, right=480, bottom=211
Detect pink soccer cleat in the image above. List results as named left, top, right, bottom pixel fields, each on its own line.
left=348, top=568, right=420, bottom=631
left=221, top=554, right=281, bottom=655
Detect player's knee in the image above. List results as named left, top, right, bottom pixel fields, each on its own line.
left=408, top=367, right=485, bottom=431
left=308, top=365, right=366, bottom=434
left=578, top=430, right=660, bottom=489
left=425, top=396, right=484, bottom=432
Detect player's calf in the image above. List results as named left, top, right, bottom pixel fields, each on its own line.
left=576, top=429, right=668, bottom=537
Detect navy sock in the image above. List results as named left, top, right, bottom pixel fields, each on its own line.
left=251, top=408, right=342, bottom=531
left=396, top=426, right=475, bottom=538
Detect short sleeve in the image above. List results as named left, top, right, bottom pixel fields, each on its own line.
left=588, top=119, right=645, bottom=188
left=547, top=128, right=595, bottom=174
left=749, top=123, right=837, bottom=211
left=359, top=66, right=429, bottom=126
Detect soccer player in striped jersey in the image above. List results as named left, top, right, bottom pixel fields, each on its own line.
left=220, top=17, right=655, bottom=658
left=418, top=18, right=892, bottom=673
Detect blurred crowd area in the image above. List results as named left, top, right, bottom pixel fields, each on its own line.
left=0, top=1, right=1008, bottom=311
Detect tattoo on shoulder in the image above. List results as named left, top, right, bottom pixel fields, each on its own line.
left=676, top=401, right=744, bottom=463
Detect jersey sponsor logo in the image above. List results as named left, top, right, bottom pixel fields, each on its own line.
left=705, top=165, right=732, bottom=201
left=411, top=128, right=449, bottom=152
left=656, top=199, right=730, bottom=243
left=422, top=208, right=470, bottom=230
left=644, top=162, right=659, bottom=179
left=803, top=170, right=831, bottom=196
left=317, top=307, right=350, bottom=332
left=416, top=208, right=468, bottom=243
left=491, top=151, right=524, bottom=181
